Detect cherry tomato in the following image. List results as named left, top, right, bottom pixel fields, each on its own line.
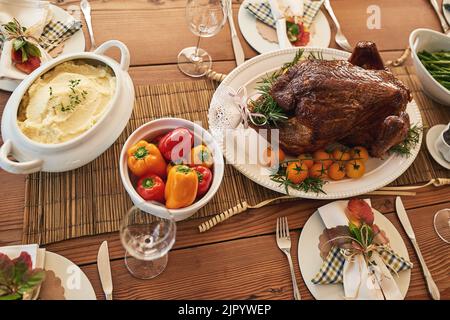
left=350, top=146, right=369, bottom=162
left=158, top=128, right=194, bottom=163
left=193, top=165, right=213, bottom=198
left=286, top=161, right=308, bottom=184
left=136, top=174, right=165, bottom=203
left=328, top=162, right=346, bottom=180
left=332, top=149, right=351, bottom=162
left=309, top=163, right=328, bottom=179
left=298, top=154, right=314, bottom=168
left=345, top=160, right=366, bottom=179
left=313, top=150, right=333, bottom=168
left=262, top=147, right=285, bottom=167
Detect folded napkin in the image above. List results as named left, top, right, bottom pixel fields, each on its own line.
left=0, top=0, right=82, bottom=80
left=245, top=0, right=324, bottom=29
left=312, top=200, right=413, bottom=300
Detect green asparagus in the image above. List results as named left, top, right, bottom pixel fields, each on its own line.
left=418, top=50, right=450, bottom=91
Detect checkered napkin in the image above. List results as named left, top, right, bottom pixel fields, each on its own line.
left=245, top=0, right=324, bottom=29
left=39, top=19, right=82, bottom=52
left=312, top=245, right=413, bottom=285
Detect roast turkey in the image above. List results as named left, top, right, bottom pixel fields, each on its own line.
left=267, top=41, right=411, bottom=158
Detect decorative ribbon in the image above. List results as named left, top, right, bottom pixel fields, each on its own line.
left=224, top=86, right=268, bottom=128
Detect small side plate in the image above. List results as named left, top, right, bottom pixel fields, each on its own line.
left=426, top=124, right=450, bottom=170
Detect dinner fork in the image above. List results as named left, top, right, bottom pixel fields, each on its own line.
left=323, top=0, right=352, bottom=52
left=276, top=217, right=301, bottom=300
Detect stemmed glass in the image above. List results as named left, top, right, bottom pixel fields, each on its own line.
left=434, top=208, right=450, bottom=244
left=120, top=206, right=176, bottom=279
left=178, top=0, right=228, bottom=77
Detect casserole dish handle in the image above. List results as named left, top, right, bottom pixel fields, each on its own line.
left=0, top=140, right=43, bottom=174
left=94, top=40, right=130, bottom=71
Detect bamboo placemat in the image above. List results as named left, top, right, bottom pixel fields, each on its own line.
left=23, top=67, right=450, bottom=244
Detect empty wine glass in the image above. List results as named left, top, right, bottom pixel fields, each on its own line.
left=177, top=0, right=228, bottom=77
left=434, top=208, right=450, bottom=244
left=120, top=206, right=176, bottom=279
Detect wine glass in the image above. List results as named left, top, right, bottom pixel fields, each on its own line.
left=120, top=206, right=176, bottom=279
left=177, top=0, right=228, bottom=77
left=434, top=208, right=450, bottom=244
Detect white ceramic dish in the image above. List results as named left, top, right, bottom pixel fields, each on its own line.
left=44, top=251, right=96, bottom=300
left=238, top=0, right=331, bottom=53
left=409, top=28, right=450, bottom=106
left=0, top=40, right=135, bottom=174
left=426, top=124, right=450, bottom=170
left=0, top=4, right=86, bottom=92
left=119, top=118, right=225, bottom=221
left=208, top=47, right=423, bottom=200
left=298, top=208, right=411, bottom=300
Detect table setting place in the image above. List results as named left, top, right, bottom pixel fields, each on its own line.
left=0, top=0, right=449, bottom=302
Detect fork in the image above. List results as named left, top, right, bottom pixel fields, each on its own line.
left=276, top=217, right=301, bottom=300
left=323, top=0, right=352, bottom=52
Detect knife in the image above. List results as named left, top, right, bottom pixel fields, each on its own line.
left=395, top=197, right=440, bottom=300
left=268, top=0, right=292, bottom=49
left=97, top=241, right=113, bottom=300
left=429, top=0, right=450, bottom=34
left=226, top=0, right=245, bottom=66
left=444, top=0, right=450, bottom=29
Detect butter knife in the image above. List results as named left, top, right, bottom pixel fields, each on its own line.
left=443, top=0, right=450, bottom=28
left=97, top=241, right=113, bottom=300
left=80, top=0, right=96, bottom=51
left=226, top=0, right=245, bottom=66
left=395, top=197, right=440, bottom=300
left=429, top=0, right=450, bottom=34
left=268, top=0, right=292, bottom=49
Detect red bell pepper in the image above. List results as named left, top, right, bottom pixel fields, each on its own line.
left=136, top=173, right=165, bottom=203
left=158, top=128, right=194, bottom=163
left=193, top=165, right=213, bottom=198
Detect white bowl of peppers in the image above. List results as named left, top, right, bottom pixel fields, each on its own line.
left=119, top=117, right=225, bottom=221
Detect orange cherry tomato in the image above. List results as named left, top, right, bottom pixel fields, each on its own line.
left=332, top=149, right=351, bottom=162
left=313, top=150, right=333, bottom=168
left=298, top=154, right=314, bottom=168
left=309, top=163, right=328, bottom=179
left=328, top=162, right=346, bottom=180
left=263, top=147, right=286, bottom=167
left=345, top=160, right=366, bottom=179
left=286, top=161, right=309, bottom=184
left=350, top=146, right=369, bottom=162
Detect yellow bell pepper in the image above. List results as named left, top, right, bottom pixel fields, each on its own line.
left=127, top=140, right=166, bottom=178
left=190, top=145, right=214, bottom=168
left=165, top=165, right=198, bottom=209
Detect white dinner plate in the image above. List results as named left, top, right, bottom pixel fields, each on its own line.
left=238, top=0, right=331, bottom=53
left=208, top=47, right=423, bottom=200
left=426, top=124, right=450, bottom=170
left=297, top=208, right=411, bottom=300
left=0, top=4, right=85, bottom=92
left=44, top=251, right=96, bottom=300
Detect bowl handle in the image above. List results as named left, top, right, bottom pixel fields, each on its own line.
left=0, top=140, right=43, bottom=174
left=409, top=29, right=421, bottom=52
left=94, top=40, right=130, bottom=71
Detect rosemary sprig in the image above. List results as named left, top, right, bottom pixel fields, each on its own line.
left=389, top=124, right=422, bottom=157
left=249, top=49, right=305, bottom=127
left=270, top=162, right=327, bottom=194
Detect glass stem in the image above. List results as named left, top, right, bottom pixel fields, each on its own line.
left=193, top=35, right=202, bottom=62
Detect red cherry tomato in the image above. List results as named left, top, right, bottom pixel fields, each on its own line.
left=193, top=165, right=213, bottom=198
left=136, top=174, right=165, bottom=203
left=158, top=128, right=194, bottom=163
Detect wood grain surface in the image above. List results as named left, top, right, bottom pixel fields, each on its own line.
left=0, top=0, right=449, bottom=300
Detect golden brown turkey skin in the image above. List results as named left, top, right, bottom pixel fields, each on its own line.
left=269, top=42, right=411, bottom=157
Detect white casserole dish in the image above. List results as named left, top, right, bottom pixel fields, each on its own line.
left=409, top=28, right=450, bottom=106
left=0, top=40, right=135, bottom=174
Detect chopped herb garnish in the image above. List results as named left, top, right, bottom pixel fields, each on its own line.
left=53, top=79, right=88, bottom=112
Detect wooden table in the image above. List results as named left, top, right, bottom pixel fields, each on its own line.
left=1, top=0, right=449, bottom=300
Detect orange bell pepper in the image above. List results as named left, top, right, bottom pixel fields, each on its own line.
left=165, top=165, right=198, bottom=209
left=127, top=140, right=166, bottom=177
